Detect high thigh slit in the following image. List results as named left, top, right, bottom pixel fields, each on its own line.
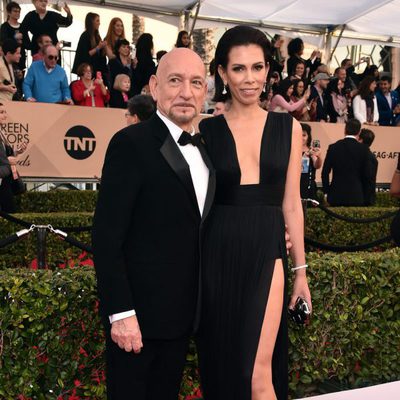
left=197, top=112, right=292, bottom=400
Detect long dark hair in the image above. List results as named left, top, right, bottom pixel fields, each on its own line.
left=136, top=33, right=154, bottom=63
left=292, top=78, right=305, bottom=98
left=327, top=78, right=343, bottom=95
left=287, top=38, right=304, bottom=57
left=358, top=76, right=376, bottom=100
left=274, top=78, right=294, bottom=102
left=175, top=30, right=190, bottom=48
left=85, top=13, right=101, bottom=49
left=301, top=123, right=312, bottom=147
left=214, top=25, right=271, bottom=102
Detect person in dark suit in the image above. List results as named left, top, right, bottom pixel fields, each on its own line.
left=322, top=119, right=373, bottom=206
left=376, top=76, right=400, bottom=126
left=92, top=48, right=215, bottom=400
left=359, top=128, right=378, bottom=205
left=309, top=72, right=330, bottom=122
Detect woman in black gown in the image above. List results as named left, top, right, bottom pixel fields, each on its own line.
left=198, top=26, right=312, bottom=400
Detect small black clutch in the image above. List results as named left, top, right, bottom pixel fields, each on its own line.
left=288, top=297, right=311, bottom=325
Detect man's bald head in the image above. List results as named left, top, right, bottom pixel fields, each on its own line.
left=150, top=48, right=207, bottom=131
left=156, top=48, right=205, bottom=79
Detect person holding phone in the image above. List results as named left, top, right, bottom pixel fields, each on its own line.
left=300, top=123, right=322, bottom=200
left=70, top=63, right=109, bottom=107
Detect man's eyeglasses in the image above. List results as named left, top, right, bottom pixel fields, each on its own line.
left=125, top=112, right=133, bottom=118
left=47, top=55, right=58, bottom=61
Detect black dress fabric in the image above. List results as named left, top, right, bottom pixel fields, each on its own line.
left=20, top=10, right=72, bottom=56
left=198, top=112, right=292, bottom=400
left=72, top=31, right=107, bottom=77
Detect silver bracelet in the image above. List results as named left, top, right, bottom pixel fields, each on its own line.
left=291, top=264, right=308, bottom=272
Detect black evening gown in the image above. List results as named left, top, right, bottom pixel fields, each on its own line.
left=198, top=112, right=293, bottom=400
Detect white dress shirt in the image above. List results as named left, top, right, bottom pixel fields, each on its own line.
left=109, top=110, right=209, bottom=324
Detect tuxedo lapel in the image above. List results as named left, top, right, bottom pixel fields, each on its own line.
left=197, top=142, right=215, bottom=224
left=157, top=126, right=200, bottom=216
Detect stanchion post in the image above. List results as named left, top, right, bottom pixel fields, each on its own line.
left=36, top=227, right=47, bottom=269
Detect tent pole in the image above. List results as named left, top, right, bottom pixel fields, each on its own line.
left=323, top=28, right=332, bottom=67
left=189, top=1, right=201, bottom=37
left=1, top=0, right=6, bottom=24
left=329, top=24, right=346, bottom=64
left=184, top=9, right=190, bottom=32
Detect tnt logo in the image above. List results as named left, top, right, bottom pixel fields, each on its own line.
left=64, top=126, right=96, bottom=160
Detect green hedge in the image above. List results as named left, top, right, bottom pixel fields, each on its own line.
left=1, top=249, right=399, bottom=399
left=15, top=191, right=98, bottom=213
left=12, top=190, right=399, bottom=214
left=0, top=207, right=397, bottom=269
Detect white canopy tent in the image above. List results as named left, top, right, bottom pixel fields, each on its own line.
left=6, top=0, right=400, bottom=47
left=48, top=0, right=400, bottom=47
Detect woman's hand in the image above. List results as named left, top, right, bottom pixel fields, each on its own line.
left=98, top=40, right=107, bottom=49
left=310, top=147, right=321, bottom=158
left=7, top=156, right=17, bottom=165
left=289, top=273, right=312, bottom=314
left=63, top=3, right=71, bottom=15
left=303, top=87, right=311, bottom=100
left=16, top=142, right=27, bottom=155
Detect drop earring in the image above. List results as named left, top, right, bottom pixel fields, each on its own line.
left=222, top=84, right=227, bottom=95
left=263, top=82, right=267, bottom=92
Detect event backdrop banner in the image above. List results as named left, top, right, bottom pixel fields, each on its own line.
left=2, top=102, right=399, bottom=183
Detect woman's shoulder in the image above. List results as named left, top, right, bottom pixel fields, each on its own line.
left=199, top=115, right=225, bottom=143
left=199, top=114, right=224, bottom=131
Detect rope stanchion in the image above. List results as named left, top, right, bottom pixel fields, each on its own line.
left=0, top=226, right=35, bottom=248
left=56, top=226, right=92, bottom=233
left=304, top=235, right=393, bottom=252
left=319, top=204, right=397, bottom=224
left=304, top=199, right=398, bottom=224
left=63, top=236, right=93, bottom=254
left=49, top=226, right=92, bottom=254
left=0, top=210, right=32, bottom=228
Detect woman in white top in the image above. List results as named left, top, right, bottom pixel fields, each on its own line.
left=353, top=76, right=379, bottom=125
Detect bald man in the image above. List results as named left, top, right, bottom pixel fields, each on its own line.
left=92, top=48, right=215, bottom=399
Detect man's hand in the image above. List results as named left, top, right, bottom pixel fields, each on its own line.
left=65, top=98, right=74, bottom=105
left=8, top=85, right=17, bottom=94
left=27, top=97, right=37, bottom=102
left=111, top=315, right=143, bottom=354
left=285, top=224, right=292, bottom=255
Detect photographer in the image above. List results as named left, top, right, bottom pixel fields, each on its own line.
left=0, top=39, right=21, bottom=101
left=300, top=123, right=322, bottom=200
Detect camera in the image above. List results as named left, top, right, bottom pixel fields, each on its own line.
left=60, top=40, right=71, bottom=48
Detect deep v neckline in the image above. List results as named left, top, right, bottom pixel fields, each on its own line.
left=221, top=113, right=270, bottom=186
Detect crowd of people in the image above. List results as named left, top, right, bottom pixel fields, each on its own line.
left=0, top=1, right=191, bottom=109
left=0, top=0, right=399, bottom=125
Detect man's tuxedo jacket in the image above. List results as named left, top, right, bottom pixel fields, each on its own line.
left=92, top=114, right=215, bottom=339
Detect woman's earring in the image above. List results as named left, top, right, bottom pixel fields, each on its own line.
left=222, top=84, right=227, bottom=95
left=263, top=82, right=267, bottom=92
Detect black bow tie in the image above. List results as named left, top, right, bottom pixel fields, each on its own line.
left=178, top=131, right=202, bottom=147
